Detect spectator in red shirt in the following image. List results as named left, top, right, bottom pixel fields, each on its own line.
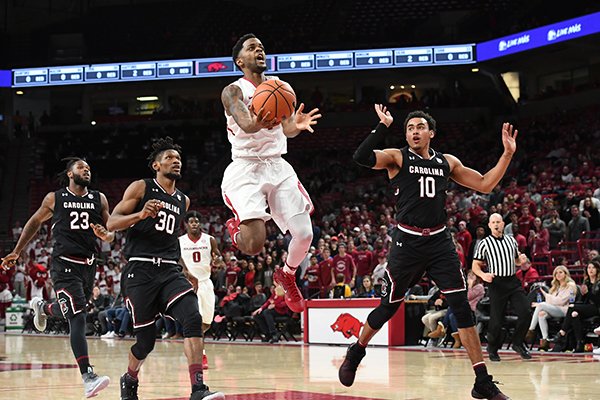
left=303, top=255, right=321, bottom=299
left=518, top=205, right=535, bottom=237
left=252, top=284, right=290, bottom=343
left=512, top=225, right=528, bottom=253
left=377, top=225, right=392, bottom=251
left=456, top=221, right=472, bottom=258
left=528, top=217, right=550, bottom=256
left=331, top=242, right=357, bottom=288
left=515, top=257, right=540, bottom=291
left=318, top=248, right=334, bottom=295
left=225, top=256, right=241, bottom=287
left=244, top=261, right=256, bottom=292
left=353, top=237, right=374, bottom=289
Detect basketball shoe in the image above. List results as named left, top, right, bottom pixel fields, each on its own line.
left=189, top=385, right=225, bottom=400
left=29, top=296, right=48, bottom=331
left=120, top=373, right=139, bottom=400
left=225, top=217, right=240, bottom=248
left=471, top=374, right=510, bottom=399
left=202, top=354, right=209, bottom=370
left=338, top=342, right=366, bottom=387
left=273, top=267, right=304, bottom=312
left=82, top=367, right=110, bottom=398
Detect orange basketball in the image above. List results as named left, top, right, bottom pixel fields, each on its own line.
left=251, top=79, right=296, bottom=124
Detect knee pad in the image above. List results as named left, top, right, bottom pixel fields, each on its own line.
left=169, top=293, right=203, bottom=338
left=445, top=291, right=474, bottom=329
left=131, top=326, right=156, bottom=360
left=367, top=301, right=400, bottom=330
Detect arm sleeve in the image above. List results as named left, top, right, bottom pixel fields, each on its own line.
left=352, top=123, right=388, bottom=167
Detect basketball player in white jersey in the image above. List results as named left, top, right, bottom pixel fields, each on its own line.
left=179, top=211, right=221, bottom=370
left=221, top=33, right=321, bottom=313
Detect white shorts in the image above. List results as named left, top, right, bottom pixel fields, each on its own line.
left=221, top=157, right=314, bottom=233
left=196, top=279, right=215, bottom=325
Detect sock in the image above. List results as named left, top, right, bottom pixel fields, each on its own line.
left=189, top=363, right=203, bottom=389
left=69, top=313, right=91, bottom=375
left=44, top=302, right=61, bottom=316
left=473, top=362, right=488, bottom=379
left=127, top=367, right=139, bottom=380
left=283, top=263, right=296, bottom=275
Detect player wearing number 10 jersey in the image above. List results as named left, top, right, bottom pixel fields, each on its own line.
left=1, top=157, right=113, bottom=398
left=107, top=137, right=224, bottom=400
left=339, top=105, right=518, bottom=400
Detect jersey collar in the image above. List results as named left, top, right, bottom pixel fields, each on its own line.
left=66, top=187, right=89, bottom=197
left=408, top=147, right=436, bottom=160
left=153, top=179, right=177, bottom=196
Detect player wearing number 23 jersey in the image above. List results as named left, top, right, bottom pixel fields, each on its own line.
left=1, top=158, right=114, bottom=397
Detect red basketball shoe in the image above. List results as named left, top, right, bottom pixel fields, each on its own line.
left=274, top=268, right=304, bottom=313
left=202, top=354, right=209, bottom=370
left=225, top=217, right=240, bottom=248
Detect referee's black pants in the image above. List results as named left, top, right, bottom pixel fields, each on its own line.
left=487, top=275, right=531, bottom=351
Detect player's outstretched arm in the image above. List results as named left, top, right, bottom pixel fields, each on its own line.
left=353, top=104, right=401, bottom=173
left=221, top=84, right=275, bottom=133
left=107, top=180, right=160, bottom=232
left=91, top=192, right=115, bottom=243
left=282, top=103, right=321, bottom=138
left=448, top=122, right=518, bottom=193
left=1, top=192, right=54, bottom=269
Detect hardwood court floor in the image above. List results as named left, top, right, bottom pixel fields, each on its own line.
left=1, top=333, right=599, bottom=399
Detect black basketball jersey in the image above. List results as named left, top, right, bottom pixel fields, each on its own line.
left=390, top=146, right=450, bottom=228
left=124, top=179, right=186, bottom=260
left=52, top=188, right=104, bottom=258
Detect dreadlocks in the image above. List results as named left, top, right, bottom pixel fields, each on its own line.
left=147, top=136, right=183, bottom=174
left=57, top=157, right=86, bottom=186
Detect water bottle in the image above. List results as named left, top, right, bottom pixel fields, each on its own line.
left=569, top=290, right=576, bottom=304
left=536, top=291, right=543, bottom=303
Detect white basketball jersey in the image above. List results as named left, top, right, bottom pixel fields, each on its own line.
left=225, top=76, right=288, bottom=159
left=179, top=233, right=213, bottom=281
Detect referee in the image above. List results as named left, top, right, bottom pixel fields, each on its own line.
left=472, top=213, right=532, bottom=362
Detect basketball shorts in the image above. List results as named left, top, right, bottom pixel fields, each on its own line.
left=221, top=157, right=313, bottom=233
left=196, top=279, right=216, bottom=325
left=380, top=228, right=466, bottom=306
left=122, top=261, right=196, bottom=330
left=50, top=256, right=97, bottom=319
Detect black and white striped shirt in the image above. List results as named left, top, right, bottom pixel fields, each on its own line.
left=473, top=234, right=519, bottom=277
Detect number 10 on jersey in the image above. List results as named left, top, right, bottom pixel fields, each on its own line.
left=418, top=176, right=435, bottom=198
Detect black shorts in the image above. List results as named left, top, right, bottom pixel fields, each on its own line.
left=381, top=228, right=466, bottom=306
left=50, top=256, right=96, bottom=319
left=122, top=260, right=195, bottom=330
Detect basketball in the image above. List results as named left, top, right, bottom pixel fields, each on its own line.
left=251, top=79, right=296, bottom=124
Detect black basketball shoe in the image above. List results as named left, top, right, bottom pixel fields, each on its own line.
left=338, top=342, right=366, bottom=387
left=189, top=384, right=225, bottom=399
left=471, top=374, right=510, bottom=399
left=120, top=373, right=139, bottom=400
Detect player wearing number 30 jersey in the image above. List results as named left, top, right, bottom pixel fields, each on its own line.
left=1, top=157, right=114, bottom=398
left=108, top=137, right=224, bottom=400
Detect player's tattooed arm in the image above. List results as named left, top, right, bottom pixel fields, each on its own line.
left=1, top=192, right=54, bottom=269
left=221, top=84, right=275, bottom=133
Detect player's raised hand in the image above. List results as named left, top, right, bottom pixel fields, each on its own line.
left=140, top=199, right=163, bottom=220
left=1, top=252, right=19, bottom=271
left=374, top=104, right=393, bottom=127
left=501, top=122, right=518, bottom=156
left=292, top=103, right=321, bottom=133
left=91, top=223, right=111, bottom=241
